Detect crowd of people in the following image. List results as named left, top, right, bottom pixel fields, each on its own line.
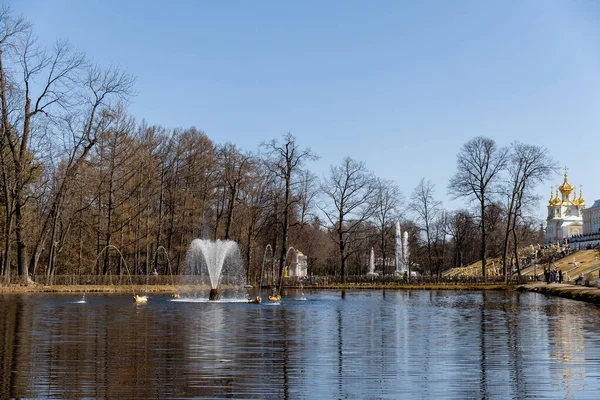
left=544, top=268, right=564, bottom=284
left=568, top=232, right=600, bottom=243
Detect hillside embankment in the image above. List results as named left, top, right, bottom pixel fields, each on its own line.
left=445, top=249, right=600, bottom=282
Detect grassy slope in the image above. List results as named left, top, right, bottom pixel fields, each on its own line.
left=445, top=249, right=600, bottom=281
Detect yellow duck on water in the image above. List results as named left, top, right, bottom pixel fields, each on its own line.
left=248, top=296, right=262, bottom=304
left=133, top=295, right=148, bottom=304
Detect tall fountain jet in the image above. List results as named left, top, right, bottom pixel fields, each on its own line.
left=402, top=231, right=410, bottom=272
left=395, top=222, right=402, bottom=274
left=395, top=223, right=409, bottom=275
left=367, top=247, right=378, bottom=276
left=186, top=239, right=246, bottom=300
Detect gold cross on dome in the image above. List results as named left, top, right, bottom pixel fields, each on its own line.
left=564, top=166, right=568, bottom=175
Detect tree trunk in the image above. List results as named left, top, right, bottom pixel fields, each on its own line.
left=0, top=50, right=14, bottom=280
left=47, top=210, right=60, bottom=277
left=78, top=217, right=83, bottom=276
left=224, top=182, right=237, bottom=240
left=134, top=178, right=142, bottom=274
left=278, top=174, right=291, bottom=290
left=502, top=200, right=514, bottom=283
left=153, top=170, right=164, bottom=273
left=15, top=198, right=27, bottom=278
left=103, top=167, right=114, bottom=275
left=15, top=94, right=33, bottom=279
left=0, top=166, right=13, bottom=279
left=338, top=220, right=346, bottom=283
left=480, top=199, right=486, bottom=278
left=511, top=218, right=521, bottom=277
left=146, top=204, right=151, bottom=275
left=2, top=209, right=12, bottom=280
left=380, top=230, right=386, bottom=276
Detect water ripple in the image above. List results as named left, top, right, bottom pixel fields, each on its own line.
left=1, top=291, right=600, bottom=398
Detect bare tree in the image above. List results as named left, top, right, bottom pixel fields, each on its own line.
left=216, top=143, right=252, bottom=240
left=172, top=127, right=217, bottom=246
left=320, top=157, right=375, bottom=282
left=296, top=169, right=320, bottom=226
left=444, top=209, right=477, bottom=268
left=95, top=109, right=141, bottom=276
left=26, top=65, right=134, bottom=278
left=501, top=142, right=555, bottom=280
left=484, top=201, right=506, bottom=264
left=449, top=137, right=508, bottom=277
left=431, top=211, right=450, bottom=276
left=410, top=178, right=441, bottom=275
left=237, top=161, right=275, bottom=283
left=0, top=8, right=30, bottom=279
left=12, top=38, right=85, bottom=277
left=0, top=7, right=134, bottom=279
left=261, top=133, right=318, bottom=290
left=372, top=178, right=403, bottom=276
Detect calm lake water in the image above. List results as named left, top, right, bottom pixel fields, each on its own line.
left=1, top=289, right=600, bottom=399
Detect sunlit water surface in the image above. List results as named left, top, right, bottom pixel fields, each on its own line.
left=1, top=290, right=600, bottom=399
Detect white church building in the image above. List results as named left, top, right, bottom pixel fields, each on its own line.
left=545, top=169, right=599, bottom=244
left=545, top=170, right=586, bottom=243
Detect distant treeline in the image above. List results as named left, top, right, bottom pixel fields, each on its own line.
left=0, top=8, right=552, bottom=284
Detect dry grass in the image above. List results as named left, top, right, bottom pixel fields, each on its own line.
left=443, top=257, right=504, bottom=278
left=522, top=250, right=599, bottom=281
left=445, top=249, right=600, bottom=281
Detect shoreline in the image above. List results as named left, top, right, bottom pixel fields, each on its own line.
left=3, top=283, right=600, bottom=305
left=517, top=282, right=600, bottom=305
left=0, top=283, right=514, bottom=294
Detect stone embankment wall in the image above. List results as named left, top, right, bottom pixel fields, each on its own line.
left=518, top=283, right=600, bottom=305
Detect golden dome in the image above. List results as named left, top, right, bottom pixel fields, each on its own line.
left=558, top=171, right=574, bottom=196
left=550, top=189, right=561, bottom=206
left=573, top=186, right=585, bottom=206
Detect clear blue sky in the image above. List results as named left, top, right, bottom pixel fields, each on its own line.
left=9, top=0, right=600, bottom=218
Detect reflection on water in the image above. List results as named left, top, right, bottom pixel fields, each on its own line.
left=1, top=290, right=600, bottom=399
